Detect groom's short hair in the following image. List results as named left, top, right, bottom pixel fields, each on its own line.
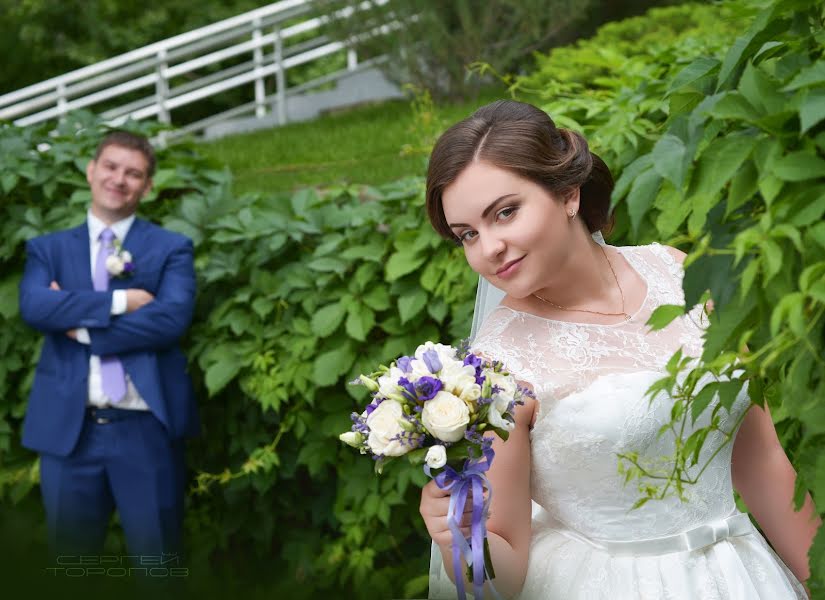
left=94, top=130, right=156, bottom=177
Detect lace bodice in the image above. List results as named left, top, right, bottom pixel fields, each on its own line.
left=471, top=243, right=750, bottom=541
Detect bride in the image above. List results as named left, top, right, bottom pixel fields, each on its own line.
left=418, top=100, right=819, bottom=599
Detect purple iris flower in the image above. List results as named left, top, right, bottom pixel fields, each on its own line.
left=464, top=354, right=484, bottom=384
left=463, top=354, right=482, bottom=369
left=397, top=356, right=413, bottom=373
left=365, top=398, right=383, bottom=416
left=415, top=376, right=442, bottom=401
left=422, top=349, right=442, bottom=373
left=398, top=377, right=417, bottom=402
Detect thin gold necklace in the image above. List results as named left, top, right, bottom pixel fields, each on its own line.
left=532, top=244, right=631, bottom=322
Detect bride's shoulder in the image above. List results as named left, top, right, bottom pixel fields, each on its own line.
left=623, top=241, right=687, bottom=267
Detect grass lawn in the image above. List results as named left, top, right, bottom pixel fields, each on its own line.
left=198, top=87, right=508, bottom=194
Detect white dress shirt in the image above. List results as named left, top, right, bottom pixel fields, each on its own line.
left=75, top=211, right=149, bottom=410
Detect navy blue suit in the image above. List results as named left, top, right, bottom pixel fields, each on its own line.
left=19, top=217, right=199, bottom=557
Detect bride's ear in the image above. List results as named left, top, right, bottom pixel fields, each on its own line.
left=563, top=187, right=581, bottom=217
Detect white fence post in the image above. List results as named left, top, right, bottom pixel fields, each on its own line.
left=56, top=82, right=68, bottom=121
left=156, top=48, right=171, bottom=124
left=347, top=48, right=358, bottom=71
left=273, top=26, right=287, bottom=125
left=253, top=17, right=266, bottom=118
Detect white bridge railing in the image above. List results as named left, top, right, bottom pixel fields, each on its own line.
left=0, top=0, right=395, bottom=141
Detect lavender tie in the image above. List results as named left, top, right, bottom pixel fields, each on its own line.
left=93, top=228, right=127, bottom=404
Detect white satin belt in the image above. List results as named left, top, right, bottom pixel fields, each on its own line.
left=557, top=512, right=754, bottom=557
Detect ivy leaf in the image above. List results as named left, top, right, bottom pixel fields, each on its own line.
left=0, top=275, right=20, bottom=319
left=716, top=6, right=784, bottom=90
left=761, top=238, right=783, bottom=284
left=362, top=286, right=391, bottom=311
left=772, top=151, right=825, bottom=182
left=738, top=63, right=784, bottom=115
left=701, top=294, right=754, bottom=364
left=783, top=60, right=825, bottom=91
left=667, top=57, right=720, bottom=96
left=646, top=304, right=685, bottom=331
left=725, top=160, right=758, bottom=217
left=691, top=383, right=719, bottom=423
left=707, top=92, right=761, bottom=122
left=346, top=303, right=375, bottom=342
left=682, top=251, right=733, bottom=310
left=398, top=289, right=428, bottom=324
left=611, top=155, right=653, bottom=209
left=717, top=379, right=745, bottom=412
left=204, top=348, right=244, bottom=397
left=799, top=88, right=825, bottom=135
left=691, top=134, right=755, bottom=198
left=312, top=343, right=356, bottom=387
left=311, top=301, right=347, bottom=337
left=625, top=167, right=662, bottom=237
left=307, top=257, right=348, bottom=273
left=652, top=134, right=688, bottom=189
left=385, top=251, right=426, bottom=281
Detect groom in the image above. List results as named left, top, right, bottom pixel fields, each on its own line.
left=18, top=131, right=199, bottom=562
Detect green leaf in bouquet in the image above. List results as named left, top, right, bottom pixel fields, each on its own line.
left=406, top=448, right=427, bottom=465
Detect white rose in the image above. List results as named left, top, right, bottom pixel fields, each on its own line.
left=106, top=255, right=124, bottom=275
left=366, top=400, right=411, bottom=456
left=440, top=360, right=479, bottom=399
left=421, top=391, right=470, bottom=443
left=425, top=445, right=447, bottom=469
left=120, top=250, right=133, bottom=263
left=339, top=431, right=364, bottom=448
left=487, top=371, right=517, bottom=401
left=409, top=358, right=433, bottom=381
left=488, top=395, right=515, bottom=431
left=377, top=366, right=406, bottom=400
left=414, top=341, right=457, bottom=363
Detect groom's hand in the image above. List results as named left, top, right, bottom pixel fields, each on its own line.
left=125, top=289, right=155, bottom=312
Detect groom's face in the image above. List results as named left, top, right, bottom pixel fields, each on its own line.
left=86, top=144, right=153, bottom=221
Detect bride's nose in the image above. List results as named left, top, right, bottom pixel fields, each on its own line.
left=480, top=233, right=506, bottom=261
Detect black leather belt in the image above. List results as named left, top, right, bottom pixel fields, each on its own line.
left=86, top=407, right=149, bottom=425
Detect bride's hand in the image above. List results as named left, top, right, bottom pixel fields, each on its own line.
left=419, top=479, right=480, bottom=548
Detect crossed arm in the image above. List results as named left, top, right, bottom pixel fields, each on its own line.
left=19, top=238, right=196, bottom=355
left=19, top=240, right=115, bottom=332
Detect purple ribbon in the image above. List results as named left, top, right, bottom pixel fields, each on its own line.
left=426, top=447, right=498, bottom=600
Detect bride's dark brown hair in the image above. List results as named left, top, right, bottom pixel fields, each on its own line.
left=426, top=100, right=615, bottom=241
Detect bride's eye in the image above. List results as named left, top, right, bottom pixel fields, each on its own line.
left=459, top=230, right=478, bottom=243
left=496, top=206, right=518, bottom=220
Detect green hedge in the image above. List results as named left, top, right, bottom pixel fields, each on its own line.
left=0, top=111, right=475, bottom=597
left=520, top=0, right=825, bottom=593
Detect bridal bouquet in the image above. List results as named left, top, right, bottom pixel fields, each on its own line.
left=339, top=341, right=530, bottom=599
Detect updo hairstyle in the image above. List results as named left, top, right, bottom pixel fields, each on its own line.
left=425, top=100, right=615, bottom=242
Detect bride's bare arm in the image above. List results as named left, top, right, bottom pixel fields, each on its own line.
left=664, top=244, right=819, bottom=586
left=420, top=394, right=535, bottom=599
left=732, top=404, right=820, bottom=586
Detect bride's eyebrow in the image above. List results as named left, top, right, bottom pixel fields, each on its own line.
left=448, top=194, right=519, bottom=228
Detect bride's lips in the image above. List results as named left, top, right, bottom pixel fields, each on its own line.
left=496, top=256, right=525, bottom=279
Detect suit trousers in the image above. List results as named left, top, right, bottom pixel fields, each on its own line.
left=39, top=407, right=185, bottom=561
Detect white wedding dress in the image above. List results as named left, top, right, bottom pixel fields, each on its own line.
left=429, top=241, right=806, bottom=599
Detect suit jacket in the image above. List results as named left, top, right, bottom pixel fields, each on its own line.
left=19, top=217, right=200, bottom=457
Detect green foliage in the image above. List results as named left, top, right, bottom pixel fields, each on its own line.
left=320, top=0, right=682, bottom=100
left=516, top=0, right=825, bottom=591
left=0, top=110, right=475, bottom=596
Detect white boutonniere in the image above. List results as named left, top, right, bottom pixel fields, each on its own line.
left=105, top=240, right=135, bottom=278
